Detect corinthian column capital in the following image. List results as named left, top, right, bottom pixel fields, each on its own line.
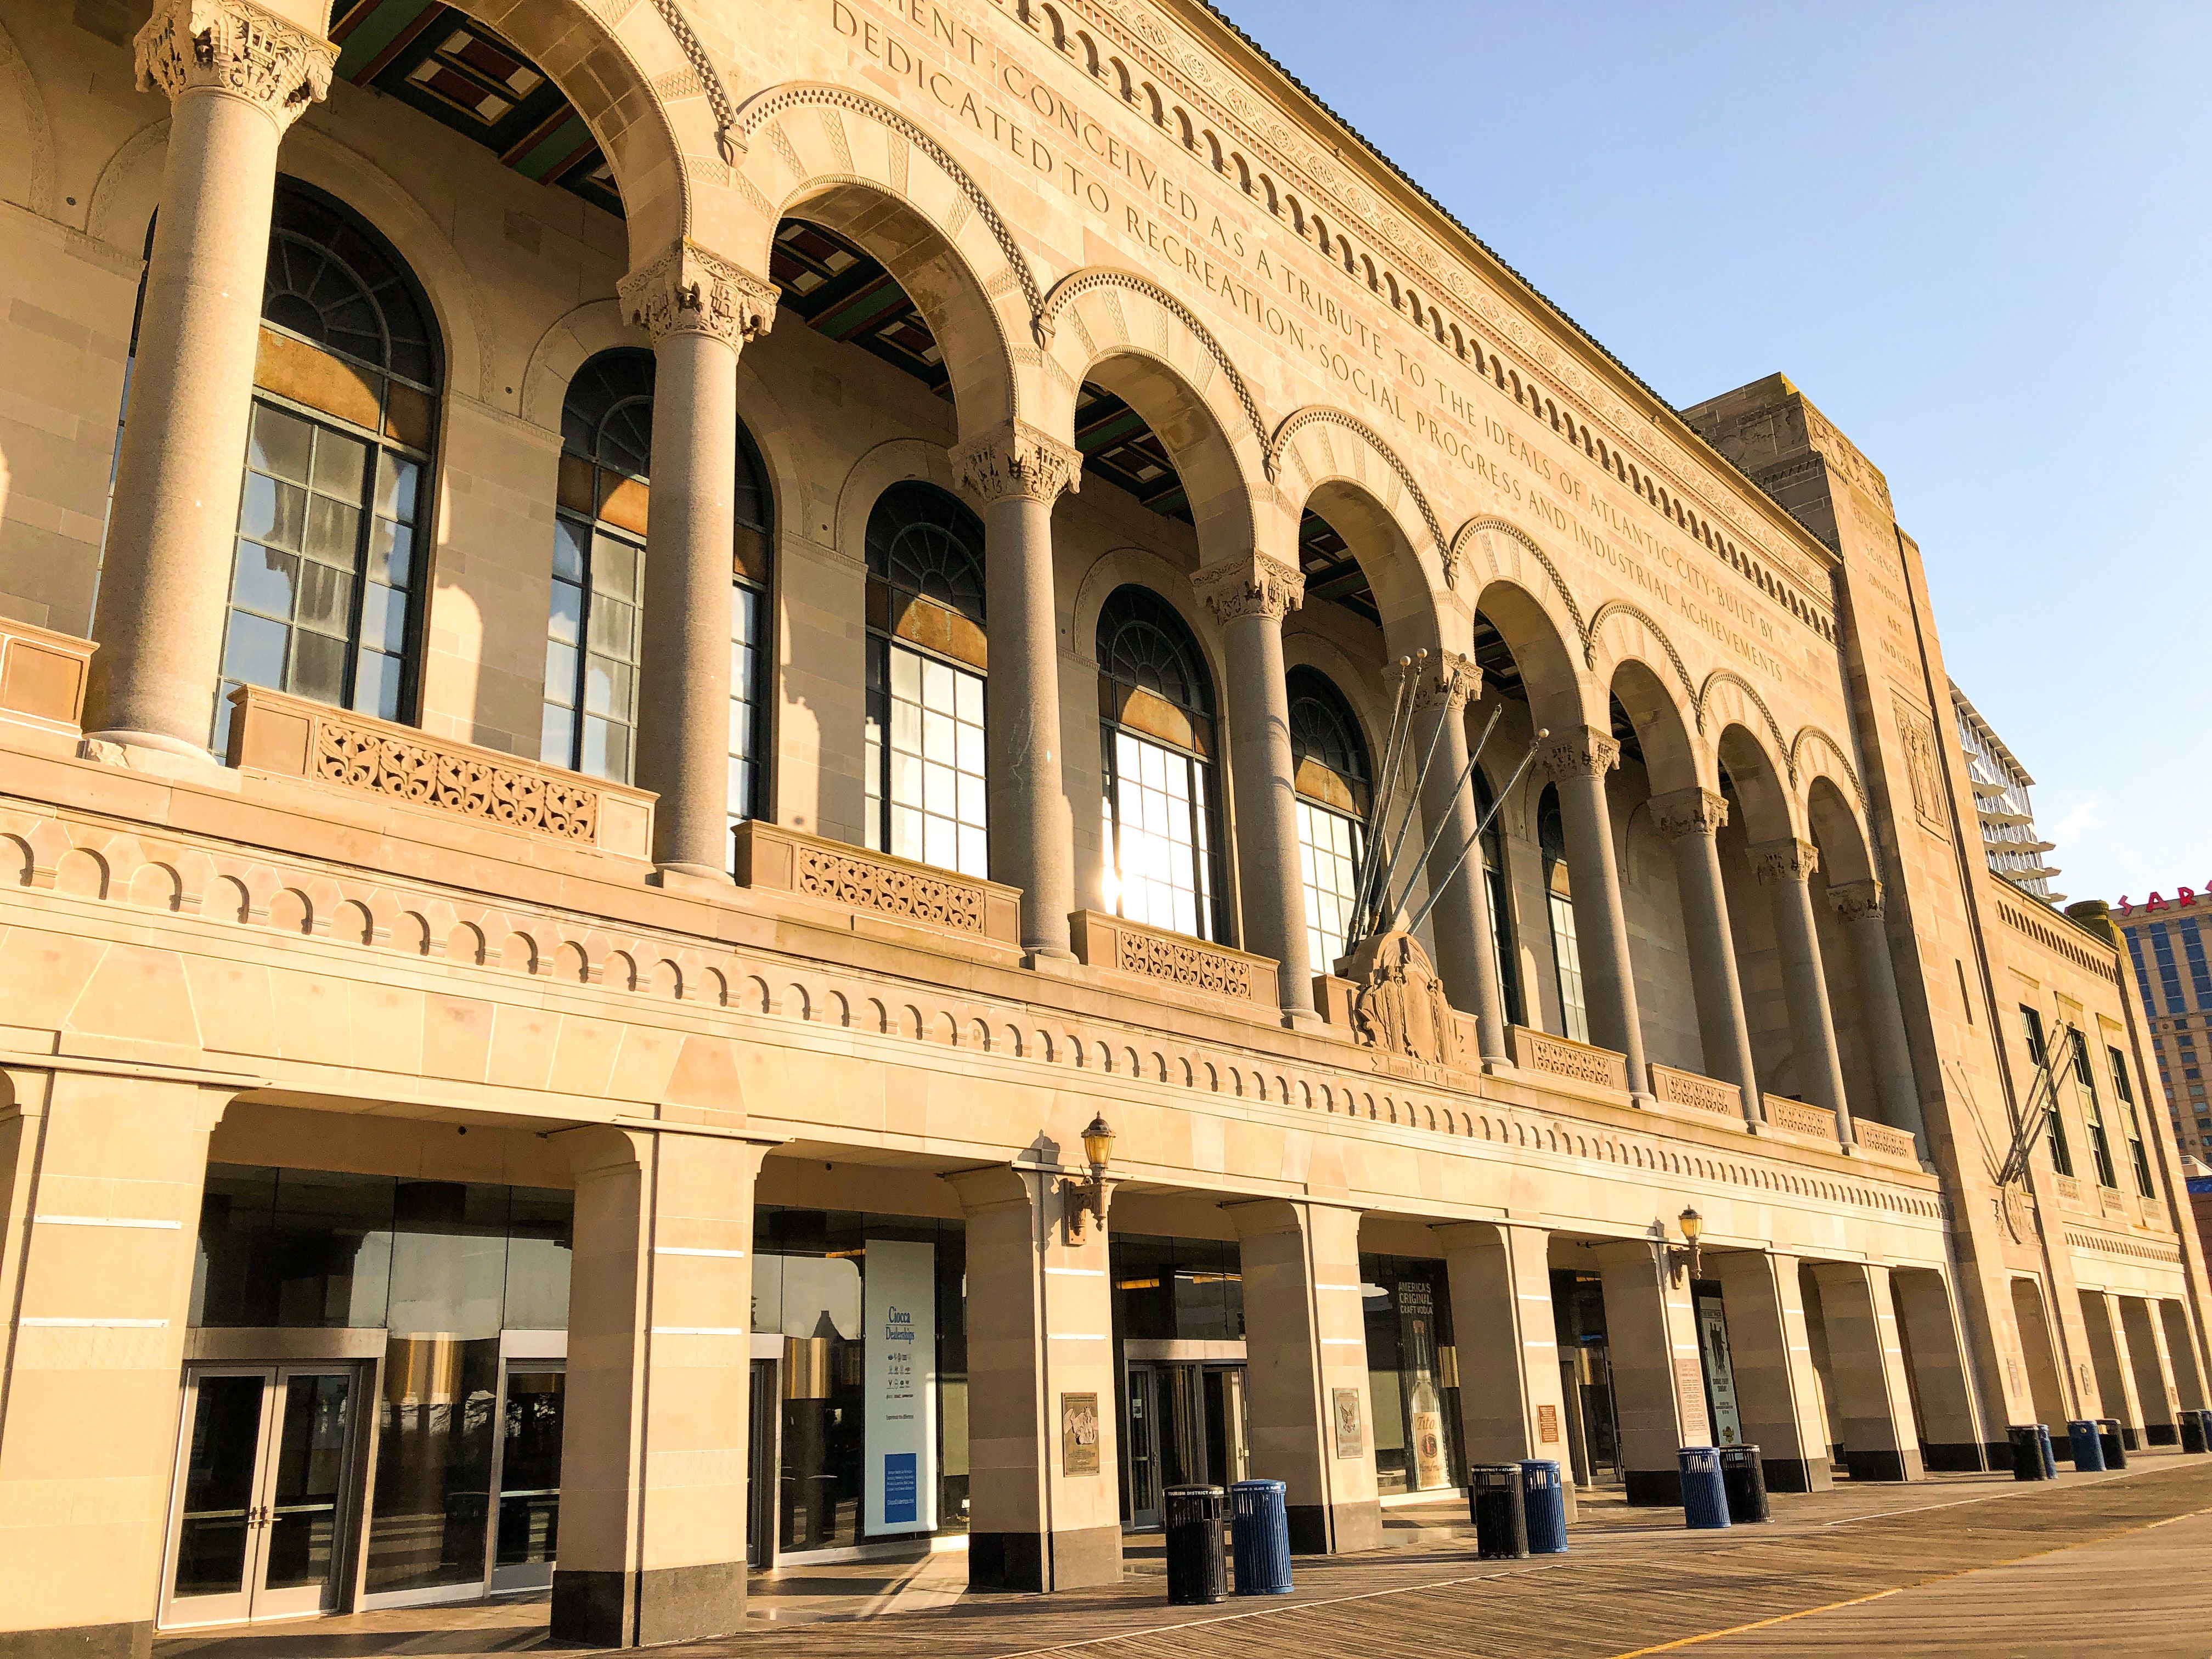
left=1410, top=650, right=1480, bottom=713
left=1539, top=724, right=1619, bottom=782
left=1826, top=878, right=1885, bottom=922
left=618, top=240, right=778, bottom=346
left=949, top=420, right=1083, bottom=506
left=1649, top=786, right=1730, bottom=843
left=1750, top=836, right=1820, bottom=887
left=135, top=0, right=336, bottom=128
left=1192, top=553, right=1304, bottom=623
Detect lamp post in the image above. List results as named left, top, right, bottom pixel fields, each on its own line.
left=1062, top=1114, right=1115, bottom=1242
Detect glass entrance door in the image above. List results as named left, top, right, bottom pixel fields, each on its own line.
left=1122, top=1361, right=1248, bottom=1528
left=487, top=1362, right=564, bottom=1592
left=164, top=1365, right=362, bottom=1628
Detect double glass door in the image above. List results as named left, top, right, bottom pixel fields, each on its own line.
left=164, top=1364, right=362, bottom=1628
left=1125, top=1362, right=1249, bottom=1530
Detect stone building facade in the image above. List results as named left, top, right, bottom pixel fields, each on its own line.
left=0, top=1, right=2202, bottom=1652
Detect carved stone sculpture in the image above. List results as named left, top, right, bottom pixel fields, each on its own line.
left=1340, top=930, right=1460, bottom=1067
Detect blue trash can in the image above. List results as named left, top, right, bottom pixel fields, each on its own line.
left=2036, top=1423, right=2058, bottom=1481
left=2007, top=1424, right=2046, bottom=1480
left=2067, top=1420, right=2106, bottom=1471
left=1228, top=1480, right=1292, bottom=1596
left=1518, top=1459, right=1568, bottom=1554
left=1678, top=1447, right=1730, bottom=1530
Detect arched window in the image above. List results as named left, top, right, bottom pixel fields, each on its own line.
left=1475, top=768, right=1523, bottom=1026
left=1286, top=667, right=1369, bottom=969
left=1097, top=587, right=1222, bottom=940
left=215, top=178, right=441, bottom=751
left=1537, top=783, right=1588, bottom=1043
left=864, top=483, right=988, bottom=877
left=545, top=349, right=651, bottom=782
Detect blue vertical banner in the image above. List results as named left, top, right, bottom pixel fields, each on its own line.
left=864, top=1238, right=938, bottom=1535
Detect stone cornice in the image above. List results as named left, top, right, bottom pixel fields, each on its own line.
left=1192, top=554, right=1303, bottom=623
left=134, top=0, right=335, bottom=128
left=950, top=420, right=1083, bottom=506
left=617, top=239, right=777, bottom=347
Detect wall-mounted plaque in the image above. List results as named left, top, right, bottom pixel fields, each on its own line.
left=1537, top=1402, right=1560, bottom=1446
left=1061, top=1391, right=1101, bottom=1475
left=1332, top=1386, right=1363, bottom=1459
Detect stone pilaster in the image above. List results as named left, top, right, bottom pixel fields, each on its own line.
left=951, top=421, right=1082, bottom=960
left=1593, top=1239, right=1713, bottom=1503
left=1708, top=1251, right=1834, bottom=1492
left=1649, top=786, right=1760, bottom=1125
left=1436, top=1222, right=1577, bottom=1515
left=1826, top=879, right=1927, bottom=1147
left=85, top=0, right=337, bottom=757
left=1195, top=555, right=1315, bottom=1023
left=1804, top=1262, right=1923, bottom=1481
left=1751, top=836, right=1855, bottom=1144
left=1541, top=726, right=1649, bottom=1092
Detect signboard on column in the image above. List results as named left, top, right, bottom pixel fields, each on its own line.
left=1695, top=1290, right=1743, bottom=1447
left=864, top=1238, right=938, bottom=1534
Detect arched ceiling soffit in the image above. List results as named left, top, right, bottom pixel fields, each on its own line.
left=1463, top=573, right=1589, bottom=729
left=1272, top=408, right=1448, bottom=589
left=1804, top=775, right=1875, bottom=884
left=734, top=82, right=1037, bottom=436
left=1712, top=720, right=1796, bottom=843
left=1606, top=657, right=1700, bottom=793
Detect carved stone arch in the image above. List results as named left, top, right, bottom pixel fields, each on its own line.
left=648, top=958, right=682, bottom=998
left=0, top=16, right=56, bottom=217
left=1588, top=601, right=1700, bottom=718
left=1791, top=725, right=1866, bottom=813
left=395, top=911, right=432, bottom=955
left=1608, top=653, right=1703, bottom=798
left=825, top=989, right=849, bottom=1026
left=1003, top=1023, right=1024, bottom=1056
left=1273, top=407, right=1449, bottom=585
left=1070, top=546, right=1224, bottom=679
left=521, top=300, right=648, bottom=433
left=552, top=941, right=589, bottom=983
left=1806, top=772, right=1877, bottom=888
left=866, top=996, right=888, bottom=1033
left=1279, top=629, right=1393, bottom=775
left=1700, top=672, right=1794, bottom=785
left=1714, top=716, right=1797, bottom=845
left=833, top=438, right=964, bottom=569
left=1468, top=573, right=1593, bottom=733
left=737, top=84, right=1036, bottom=436
left=1454, top=517, right=1590, bottom=656
left=330, top=900, right=374, bottom=945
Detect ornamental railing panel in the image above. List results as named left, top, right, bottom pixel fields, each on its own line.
left=1853, top=1119, right=1921, bottom=1164
left=1507, top=1025, right=1629, bottom=1093
left=2098, top=1186, right=2129, bottom=1221
left=1763, top=1095, right=1840, bottom=1142
left=1649, top=1062, right=1743, bottom=1118
left=227, top=686, right=652, bottom=858
left=1068, top=910, right=1278, bottom=1010
left=2053, top=1173, right=2084, bottom=1207
left=734, top=820, right=1020, bottom=945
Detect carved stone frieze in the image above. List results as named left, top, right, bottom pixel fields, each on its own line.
left=1539, top=726, right=1619, bottom=782
left=1648, top=787, right=1729, bottom=843
left=794, top=843, right=986, bottom=935
left=1340, top=931, right=1461, bottom=1068
left=134, top=0, right=335, bottom=127
left=1410, top=651, right=1479, bottom=714
left=1192, top=554, right=1303, bottom=623
left=618, top=240, right=778, bottom=346
left=1114, top=927, right=1254, bottom=1000
left=949, top=420, right=1083, bottom=505
left=1749, top=837, right=1820, bottom=887
left=1826, top=878, right=1886, bottom=923
left=314, top=720, right=599, bottom=843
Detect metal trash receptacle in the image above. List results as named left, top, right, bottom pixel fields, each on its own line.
left=1164, top=1485, right=1227, bottom=1606
left=2066, top=1420, right=2106, bottom=1471
left=1518, top=1459, right=1568, bottom=1555
left=1679, top=1447, right=1730, bottom=1530
left=2183, top=1409, right=2210, bottom=1455
left=2036, top=1423, right=2058, bottom=1481
left=2008, top=1424, right=2047, bottom=1480
left=2097, top=1418, right=2127, bottom=1470
left=1228, top=1480, right=1292, bottom=1596
left=1718, top=1444, right=1770, bottom=1523
left=1468, top=1463, right=1528, bottom=1560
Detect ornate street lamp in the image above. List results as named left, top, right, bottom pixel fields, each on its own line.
left=1063, top=1114, right=1115, bottom=1243
left=1667, top=1206, right=1705, bottom=1286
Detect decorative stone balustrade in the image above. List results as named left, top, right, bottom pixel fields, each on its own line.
left=1508, top=1025, right=1629, bottom=1093
left=1068, top=910, right=1278, bottom=1010
left=1649, top=1062, right=1743, bottom=1119
left=227, top=687, right=652, bottom=858
left=0, top=617, right=94, bottom=738
left=733, top=820, right=1021, bottom=945
left=2099, top=1186, right=2129, bottom=1221
left=1763, top=1094, right=1839, bottom=1142
left=1852, top=1119, right=1921, bottom=1164
left=2053, top=1173, right=2083, bottom=1207
left=2142, top=1198, right=2168, bottom=1232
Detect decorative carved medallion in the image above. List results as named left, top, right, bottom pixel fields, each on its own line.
left=1826, top=878, right=1885, bottom=923
left=1192, top=554, right=1303, bottom=623
left=134, top=0, right=335, bottom=127
left=1892, top=691, right=1951, bottom=840
left=1539, top=726, right=1619, bottom=782
left=1340, top=930, right=1460, bottom=1068
left=618, top=240, right=778, bottom=346
left=1648, top=787, right=1729, bottom=843
left=950, top=420, right=1083, bottom=505
left=1749, top=837, right=1820, bottom=887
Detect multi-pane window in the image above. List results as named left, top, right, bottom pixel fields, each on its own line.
left=2111, top=1045, right=2155, bottom=1197
left=544, top=351, right=651, bottom=782
left=1475, top=769, right=1523, bottom=1027
left=1287, top=667, right=1370, bottom=971
left=214, top=180, right=439, bottom=752
left=1097, top=587, right=1222, bottom=941
left=2021, top=1006, right=2073, bottom=1177
left=2148, top=923, right=2186, bottom=1014
left=728, top=432, right=774, bottom=842
left=2071, top=1028, right=2118, bottom=1189
left=1538, top=785, right=1588, bottom=1045
left=862, top=484, right=988, bottom=877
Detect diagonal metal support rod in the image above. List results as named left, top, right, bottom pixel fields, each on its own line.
left=1371, top=702, right=1500, bottom=942
left=1359, top=674, right=1471, bottom=945
left=1402, top=729, right=1550, bottom=940
left=1347, top=653, right=1420, bottom=945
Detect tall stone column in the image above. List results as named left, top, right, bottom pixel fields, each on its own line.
left=1413, top=656, right=1509, bottom=1063
left=85, top=1, right=335, bottom=755
left=1888, top=1267, right=1988, bottom=1470
left=1707, top=1251, right=1833, bottom=1493
left=1751, top=837, right=1855, bottom=1144
left=1228, top=1200, right=1383, bottom=1553
left=619, top=242, right=777, bottom=883
left=951, top=422, right=1082, bottom=962
left=1541, top=727, right=1649, bottom=1091
left=1827, top=879, right=1927, bottom=1146
left=2159, top=1299, right=2209, bottom=1410
left=1804, top=1262, right=1922, bottom=1481
left=1195, top=554, right=1314, bottom=1023
left=1650, top=787, right=1762, bottom=1126
left=554, top=1124, right=771, bottom=1646
left=1593, top=1240, right=1713, bottom=1503
left=1435, top=1221, right=1576, bottom=1517
left=946, top=1163, right=1122, bottom=1591
left=0, top=1066, right=239, bottom=1656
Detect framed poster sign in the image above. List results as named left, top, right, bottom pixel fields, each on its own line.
left=1061, top=1392, right=1101, bottom=1475
left=1331, top=1386, right=1363, bottom=1459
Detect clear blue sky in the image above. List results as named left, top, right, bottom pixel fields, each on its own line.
left=1222, top=1, right=2209, bottom=906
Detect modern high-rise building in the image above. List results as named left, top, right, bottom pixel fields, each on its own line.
left=0, top=2, right=2202, bottom=1652
left=1954, top=684, right=2063, bottom=902
left=2109, top=892, right=2212, bottom=1158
